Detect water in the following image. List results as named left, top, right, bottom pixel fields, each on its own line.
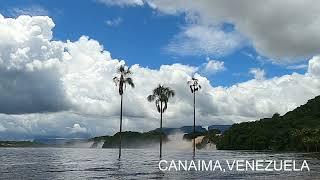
left=0, top=148, right=319, bottom=179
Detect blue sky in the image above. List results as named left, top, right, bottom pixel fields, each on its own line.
left=0, top=0, right=308, bottom=87
left=1, top=1, right=320, bottom=138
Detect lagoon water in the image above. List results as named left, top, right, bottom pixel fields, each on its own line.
left=0, top=148, right=320, bottom=179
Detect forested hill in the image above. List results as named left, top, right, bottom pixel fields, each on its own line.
left=216, top=95, right=320, bottom=152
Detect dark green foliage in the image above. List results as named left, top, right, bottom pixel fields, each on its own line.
left=113, top=65, right=134, bottom=95
left=147, top=84, right=175, bottom=113
left=196, top=129, right=221, bottom=149
left=183, top=129, right=221, bottom=141
left=208, top=125, right=231, bottom=133
left=96, top=131, right=168, bottom=148
left=0, top=141, right=44, bottom=147
left=150, top=126, right=206, bottom=136
left=183, top=131, right=207, bottom=140
left=216, top=95, right=320, bottom=152
left=272, top=113, right=281, bottom=119
left=208, top=129, right=221, bottom=135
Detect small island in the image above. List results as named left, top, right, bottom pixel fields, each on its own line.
left=90, top=131, right=168, bottom=148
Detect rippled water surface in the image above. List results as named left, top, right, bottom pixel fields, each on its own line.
left=0, top=148, right=319, bottom=179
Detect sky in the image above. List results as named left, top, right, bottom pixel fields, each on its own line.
left=0, top=0, right=320, bottom=140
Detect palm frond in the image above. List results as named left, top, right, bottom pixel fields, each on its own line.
left=118, top=65, right=125, bottom=73
left=147, top=84, right=175, bottom=113
left=190, top=85, right=194, bottom=93
left=188, top=77, right=201, bottom=93
left=124, top=67, right=132, bottom=75
left=153, top=84, right=162, bottom=96
left=125, top=77, right=135, bottom=88
left=147, top=94, right=155, bottom=102
left=165, top=88, right=175, bottom=98
left=114, top=65, right=134, bottom=95
left=113, top=77, right=119, bottom=85
left=187, top=80, right=192, bottom=85
left=155, top=100, right=161, bottom=112
left=162, top=101, right=168, bottom=113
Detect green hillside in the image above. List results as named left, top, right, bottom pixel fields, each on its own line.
left=216, top=95, right=320, bottom=152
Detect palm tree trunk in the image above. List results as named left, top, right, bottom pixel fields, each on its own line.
left=119, top=94, right=123, bottom=159
left=193, top=91, right=196, bottom=158
left=160, top=101, right=163, bottom=159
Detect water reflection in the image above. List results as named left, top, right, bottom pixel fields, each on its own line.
left=0, top=148, right=319, bottom=179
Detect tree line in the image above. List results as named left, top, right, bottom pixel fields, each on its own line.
left=214, top=95, right=320, bottom=152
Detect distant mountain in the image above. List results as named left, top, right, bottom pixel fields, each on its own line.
left=208, top=125, right=231, bottom=133
left=150, top=126, right=207, bottom=135
left=33, top=137, right=88, bottom=145
left=216, top=95, right=320, bottom=152
left=33, top=132, right=90, bottom=145
left=0, top=141, right=44, bottom=148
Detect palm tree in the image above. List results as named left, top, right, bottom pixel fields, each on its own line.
left=187, top=77, right=201, bottom=157
left=147, top=85, right=175, bottom=158
left=113, top=65, right=135, bottom=159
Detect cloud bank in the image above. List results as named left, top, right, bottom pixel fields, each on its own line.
left=165, top=24, right=245, bottom=57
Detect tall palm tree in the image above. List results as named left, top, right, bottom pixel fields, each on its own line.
left=147, top=85, right=175, bottom=158
left=113, top=65, right=135, bottom=159
left=187, top=77, right=201, bottom=157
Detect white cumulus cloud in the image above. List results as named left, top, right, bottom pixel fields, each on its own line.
left=0, top=14, right=70, bottom=114
left=249, top=68, right=265, bottom=80
left=99, top=0, right=320, bottom=63
left=165, top=25, right=244, bottom=57
left=69, top=123, right=87, bottom=134
left=200, top=58, right=225, bottom=75
left=1, top=14, right=320, bottom=140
